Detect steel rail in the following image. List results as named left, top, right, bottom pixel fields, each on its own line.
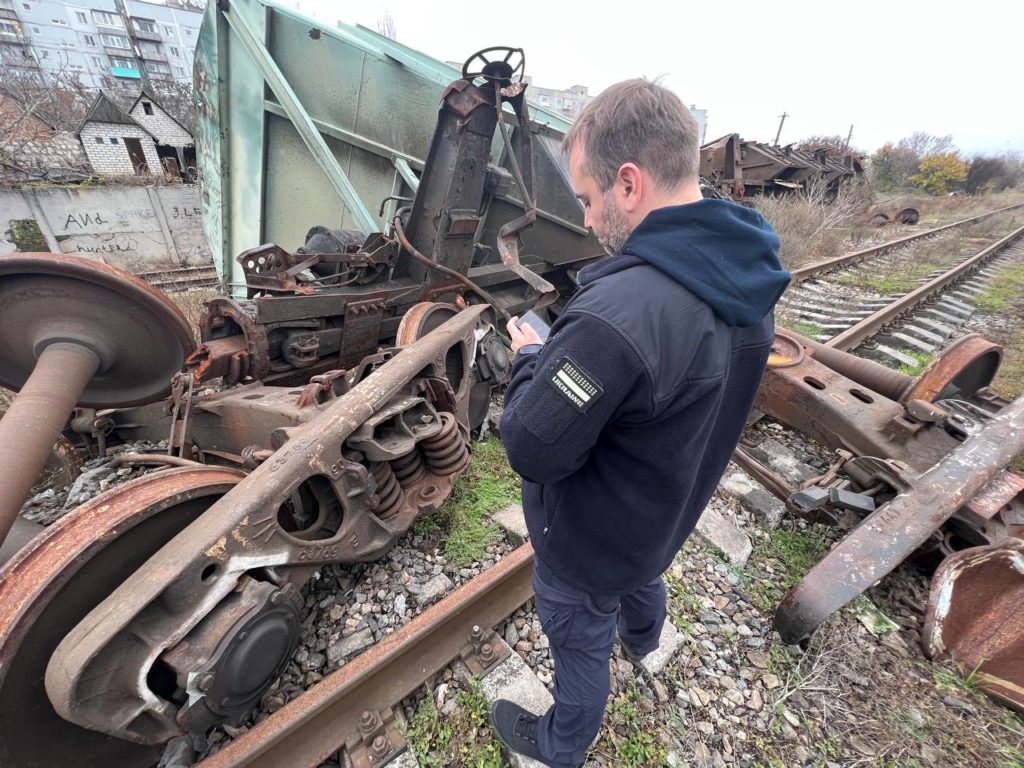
left=791, top=202, right=1024, bottom=282
left=825, top=225, right=1024, bottom=351
left=196, top=543, right=535, bottom=768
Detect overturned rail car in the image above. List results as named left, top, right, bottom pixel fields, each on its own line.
left=700, top=132, right=865, bottom=201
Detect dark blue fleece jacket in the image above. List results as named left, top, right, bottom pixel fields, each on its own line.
left=500, top=199, right=789, bottom=594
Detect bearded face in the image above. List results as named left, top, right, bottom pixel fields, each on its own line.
left=595, top=188, right=633, bottom=256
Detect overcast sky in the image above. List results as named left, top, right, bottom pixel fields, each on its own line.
left=292, top=0, right=1021, bottom=156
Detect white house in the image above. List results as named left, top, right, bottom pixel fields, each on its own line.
left=77, top=92, right=162, bottom=176
left=128, top=89, right=196, bottom=177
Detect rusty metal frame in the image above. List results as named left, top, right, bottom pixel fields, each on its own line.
left=46, top=306, right=489, bottom=745
left=774, top=396, right=1024, bottom=644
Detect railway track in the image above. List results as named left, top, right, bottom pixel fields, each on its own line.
left=136, top=264, right=222, bottom=292
left=778, top=210, right=1024, bottom=369
left=789, top=201, right=1024, bottom=284
left=196, top=544, right=534, bottom=768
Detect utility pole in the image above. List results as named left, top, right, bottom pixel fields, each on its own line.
left=845, top=124, right=854, bottom=149
left=774, top=112, right=789, bottom=146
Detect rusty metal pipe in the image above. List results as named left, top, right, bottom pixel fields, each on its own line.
left=792, top=331, right=914, bottom=401
left=109, top=453, right=204, bottom=469
left=0, top=343, right=99, bottom=549
left=732, top=447, right=795, bottom=502
left=775, top=395, right=1024, bottom=644
left=391, top=211, right=509, bottom=319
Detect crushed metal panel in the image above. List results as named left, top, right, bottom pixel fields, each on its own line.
left=196, top=0, right=268, bottom=293
left=923, top=539, right=1024, bottom=712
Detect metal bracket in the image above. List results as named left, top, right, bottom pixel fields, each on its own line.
left=459, top=624, right=511, bottom=676
left=296, top=369, right=350, bottom=409
left=340, top=300, right=385, bottom=365
left=346, top=708, right=407, bottom=768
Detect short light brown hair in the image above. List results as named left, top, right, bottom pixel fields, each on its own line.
left=563, top=79, right=700, bottom=193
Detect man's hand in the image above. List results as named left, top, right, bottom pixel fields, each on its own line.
left=507, top=316, right=545, bottom=354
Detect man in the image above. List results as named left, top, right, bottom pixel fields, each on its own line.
left=489, top=79, right=790, bottom=768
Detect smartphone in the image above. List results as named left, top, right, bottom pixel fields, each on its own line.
left=516, top=310, right=551, bottom=341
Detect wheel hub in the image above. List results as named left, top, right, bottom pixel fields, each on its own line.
left=163, top=578, right=304, bottom=733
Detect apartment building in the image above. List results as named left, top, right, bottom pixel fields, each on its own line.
left=0, top=0, right=204, bottom=90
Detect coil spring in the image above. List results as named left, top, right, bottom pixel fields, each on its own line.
left=390, top=448, right=427, bottom=488
left=420, top=412, right=469, bottom=476
left=370, top=461, right=405, bottom=520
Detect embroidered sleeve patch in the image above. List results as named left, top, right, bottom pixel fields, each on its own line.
left=547, top=356, right=604, bottom=412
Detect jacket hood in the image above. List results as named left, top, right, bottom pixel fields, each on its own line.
left=621, top=198, right=790, bottom=326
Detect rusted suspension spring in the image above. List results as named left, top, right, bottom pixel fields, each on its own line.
left=370, top=415, right=469, bottom=520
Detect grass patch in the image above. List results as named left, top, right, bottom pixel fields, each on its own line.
left=664, top=566, right=700, bottom=635
left=972, top=262, right=1024, bottom=470
left=815, top=735, right=843, bottom=760
left=768, top=643, right=798, bottom=674
left=776, top=317, right=825, bottom=339
left=998, top=745, right=1024, bottom=768
left=414, top=438, right=519, bottom=566
left=975, top=264, right=1024, bottom=312
left=898, top=350, right=935, bottom=377
left=837, top=260, right=944, bottom=294
left=747, top=527, right=830, bottom=613
left=933, top=658, right=985, bottom=695
left=404, top=679, right=507, bottom=768
left=594, top=679, right=669, bottom=766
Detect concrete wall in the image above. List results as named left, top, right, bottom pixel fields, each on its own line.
left=0, top=184, right=210, bottom=272
left=80, top=121, right=162, bottom=175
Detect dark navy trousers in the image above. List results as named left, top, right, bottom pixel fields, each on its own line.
left=532, top=562, right=667, bottom=768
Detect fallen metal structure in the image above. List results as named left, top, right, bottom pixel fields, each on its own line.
left=0, top=2, right=1022, bottom=763
left=699, top=133, right=864, bottom=201
left=754, top=328, right=1024, bottom=711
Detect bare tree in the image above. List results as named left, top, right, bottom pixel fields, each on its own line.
left=897, top=131, right=955, bottom=159
left=376, top=10, right=397, bottom=40
left=1, top=47, right=197, bottom=183
left=0, top=55, right=92, bottom=181
left=0, top=54, right=91, bottom=132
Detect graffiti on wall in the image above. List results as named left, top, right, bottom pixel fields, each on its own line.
left=1, top=185, right=211, bottom=272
